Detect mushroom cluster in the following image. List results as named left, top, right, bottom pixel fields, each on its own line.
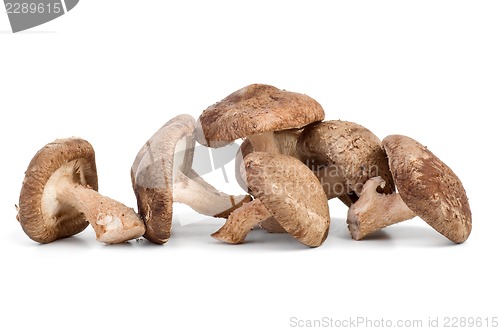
left=197, top=84, right=471, bottom=246
left=16, top=84, right=472, bottom=246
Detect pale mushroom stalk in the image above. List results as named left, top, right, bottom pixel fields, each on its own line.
left=212, top=199, right=272, bottom=244
left=247, top=132, right=281, bottom=154
left=54, top=168, right=145, bottom=244
left=173, top=171, right=249, bottom=218
left=347, top=177, right=415, bottom=240
left=247, top=129, right=302, bottom=157
left=273, top=129, right=302, bottom=158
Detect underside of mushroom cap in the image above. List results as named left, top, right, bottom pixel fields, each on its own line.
left=195, top=84, right=325, bottom=147
left=17, top=138, right=98, bottom=243
left=297, top=120, right=395, bottom=203
left=383, top=135, right=472, bottom=243
left=245, top=152, right=330, bottom=247
left=131, top=114, right=196, bottom=244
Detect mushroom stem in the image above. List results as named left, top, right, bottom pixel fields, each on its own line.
left=248, top=132, right=280, bottom=154
left=211, top=199, right=272, bottom=244
left=347, top=177, right=416, bottom=240
left=57, top=180, right=145, bottom=244
left=273, top=129, right=302, bottom=157
left=248, top=130, right=303, bottom=157
left=173, top=171, right=251, bottom=218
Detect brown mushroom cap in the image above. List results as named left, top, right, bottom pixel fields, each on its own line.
left=195, top=84, right=325, bottom=147
left=17, top=138, right=98, bottom=243
left=383, top=135, right=472, bottom=243
left=245, top=152, right=330, bottom=247
left=131, top=115, right=195, bottom=244
left=297, top=120, right=395, bottom=204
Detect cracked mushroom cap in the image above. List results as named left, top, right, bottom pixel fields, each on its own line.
left=383, top=135, right=472, bottom=243
left=297, top=120, right=395, bottom=205
left=245, top=152, right=330, bottom=247
left=195, top=84, right=325, bottom=147
left=17, top=138, right=98, bottom=244
left=131, top=114, right=196, bottom=244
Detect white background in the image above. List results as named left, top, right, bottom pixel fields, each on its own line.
left=1, top=1, right=499, bottom=330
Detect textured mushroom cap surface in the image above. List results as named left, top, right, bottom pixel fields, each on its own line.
left=244, top=152, right=330, bottom=247
left=18, top=138, right=98, bottom=243
left=131, top=114, right=196, bottom=244
left=297, top=120, right=395, bottom=200
left=383, top=135, right=472, bottom=243
left=196, top=84, right=325, bottom=146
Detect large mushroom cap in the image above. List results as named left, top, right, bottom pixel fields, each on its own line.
left=17, top=138, right=98, bottom=243
left=297, top=120, right=395, bottom=203
left=195, top=84, right=325, bottom=147
left=244, top=152, right=330, bottom=247
left=131, top=114, right=195, bottom=244
left=383, top=135, right=472, bottom=243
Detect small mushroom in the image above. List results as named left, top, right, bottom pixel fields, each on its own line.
left=131, top=114, right=251, bottom=244
left=212, top=152, right=330, bottom=247
left=347, top=135, right=472, bottom=243
left=17, top=138, right=145, bottom=244
left=195, top=84, right=324, bottom=154
left=297, top=120, right=395, bottom=206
